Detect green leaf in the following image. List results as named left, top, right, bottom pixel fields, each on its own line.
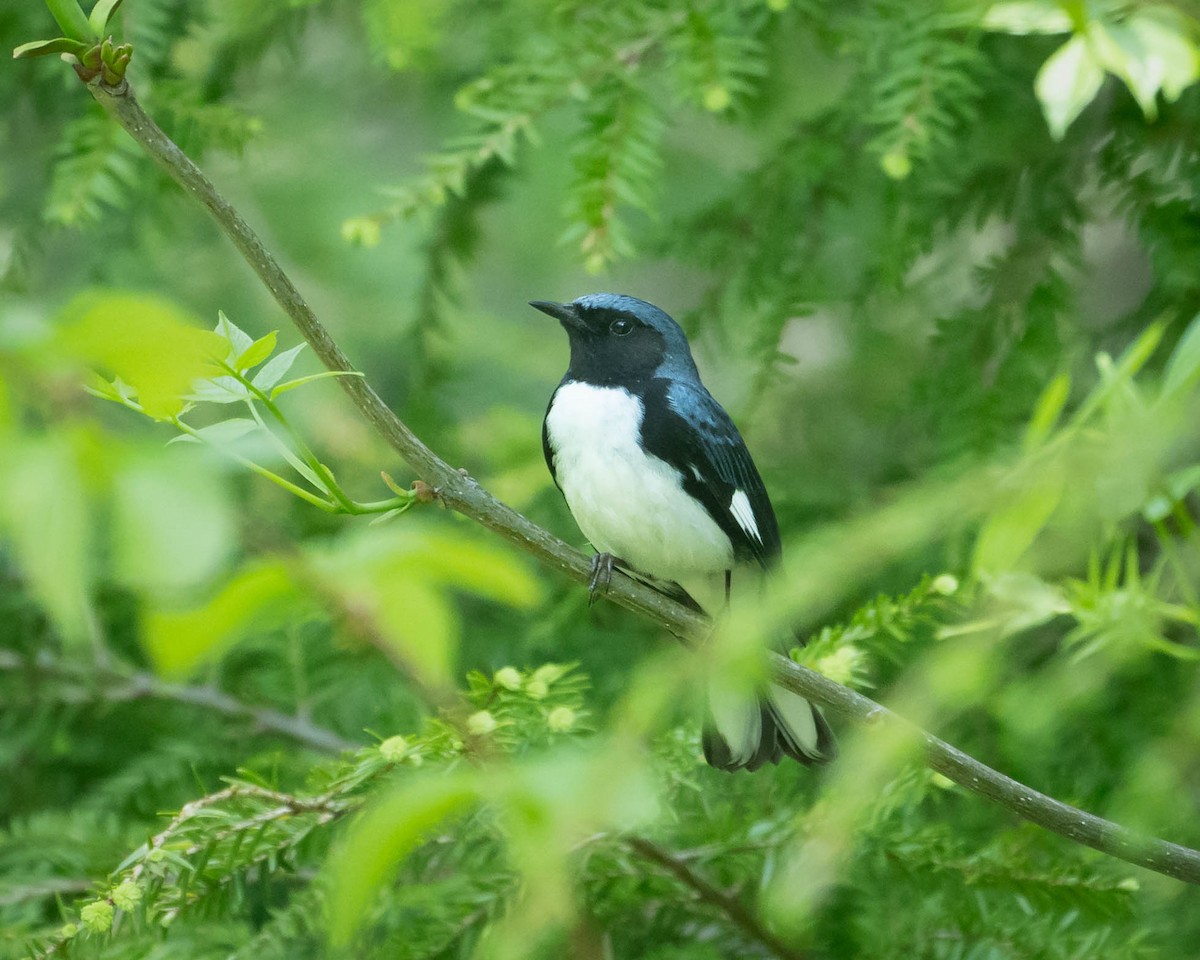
left=185, top=375, right=251, bottom=404
left=1087, top=21, right=1161, bottom=118
left=982, top=1, right=1073, bottom=35
left=0, top=436, right=92, bottom=646
left=88, top=0, right=124, bottom=36
left=235, top=330, right=277, bottom=373
left=1162, top=314, right=1200, bottom=397
left=1128, top=7, right=1200, bottom=101
left=973, top=469, right=1065, bottom=574
left=1035, top=34, right=1104, bottom=140
left=141, top=562, right=300, bottom=676
left=214, top=310, right=254, bottom=365
left=412, top=532, right=544, bottom=608
left=269, top=369, right=364, bottom=399
left=327, top=774, right=478, bottom=947
left=251, top=343, right=306, bottom=391
left=46, top=0, right=96, bottom=41
left=1024, top=372, right=1071, bottom=450
left=167, top=418, right=259, bottom=446
left=1086, top=13, right=1200, bottom=120
left=110, top=453, right=235, bottom=594
left=59, top=292, right=225, bottom=420
left=12, top=37, right=91, bottom=59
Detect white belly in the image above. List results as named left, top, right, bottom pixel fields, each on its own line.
left=545, top=382, right=734, bottom=581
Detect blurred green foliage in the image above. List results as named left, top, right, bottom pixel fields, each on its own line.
left=3, top=0, right=1200, bottom=957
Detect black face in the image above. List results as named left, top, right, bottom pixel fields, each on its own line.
left=530, top=300, right=666, bottom=386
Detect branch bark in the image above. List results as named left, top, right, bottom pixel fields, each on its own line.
left=0, top=649, right=357, bottom=754
left=83, top=77, right=1200, bottom=886
left=627, top=836, right=811, bottom=960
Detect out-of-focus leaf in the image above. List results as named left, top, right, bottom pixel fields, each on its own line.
left=327, top=774, right=478, bottom=947
left=982, top=1, right=1072, bottom=35
left=111, top=452, right=235, bottom=593
left=982, top=572, right=1073, bottom=636
left=1024, top=372, right=1071, bottom=450
left=1087, top=14, right=1200, bottom=119
left=59, top=293, right=225, bottom=420
left=409, top=532, right=543, bottom=608
left=372, top=578, right=458, bottom=685
left=235, top=330, right=277, bottom=373
left=141, top=561, right=300, bottom=676
left=1127, top=7, right=1200, bottom=101
left=251, top=343, right=306, bottom=391
left=0, top=435, right=92, bottom=645
left=1143, top=464, right=1200, bottom=522
left=1035, top=34, right=1104, bottom=140
left=974, top=468, right=1065, bottom=573
left=1162, top=313, right=1200, bottom=398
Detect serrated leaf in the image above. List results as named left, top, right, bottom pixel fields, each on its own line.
left=251, top=343, right=305, bottom=391
left=235, top=330, right=277, bottom=373
left=269, top=370, right=364, bottom=399
left=88, top=0, right=124, bottom=35
left=12, top=37, right=91, bottom=59
left=168, top=418, right=258, bottom=447
left=214, top=310, right=254, bottom=364
left=186, top=375, right=250, bottom=404
left=1035, top=34, right=1105, bottom=140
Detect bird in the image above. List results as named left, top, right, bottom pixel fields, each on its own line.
left=532, top=293, right=836, bottom=771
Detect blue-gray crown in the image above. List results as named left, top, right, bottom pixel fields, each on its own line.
left=572, top=293, right=697, bottom=376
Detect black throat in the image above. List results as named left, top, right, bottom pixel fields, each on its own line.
left=563, top=326, right=666, bottom=390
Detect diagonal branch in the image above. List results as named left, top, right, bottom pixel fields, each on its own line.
left=0, top=649, right=357, bottom=754
left=627, top=836, right=810, bottom=960
left=80, top=76, right=1200, bottom=886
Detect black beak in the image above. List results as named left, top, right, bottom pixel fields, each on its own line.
left=529, top=299, right=586, bottom=332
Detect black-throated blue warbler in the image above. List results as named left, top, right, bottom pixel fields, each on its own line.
left=532, top=293, right=836, bottom=771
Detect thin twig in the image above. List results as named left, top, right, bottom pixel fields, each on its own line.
left=627, top=837, right=810, bottom=960
left=0, top=878, right=93, bottom=907
left=0, top=649, right=357, bottom=754
left=80, top=77, right=1200, bottom=886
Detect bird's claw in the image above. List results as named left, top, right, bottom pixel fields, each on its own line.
left=587, top=552, right=616, bottom=606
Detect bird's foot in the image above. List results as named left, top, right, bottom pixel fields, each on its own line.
left=587, top=552, right=618, bottom=606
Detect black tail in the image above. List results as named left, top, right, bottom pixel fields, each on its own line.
left=702, top=682, right=837, bottom=772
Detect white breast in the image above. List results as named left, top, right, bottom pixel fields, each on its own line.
left=545, top=381, right=734, bottom=582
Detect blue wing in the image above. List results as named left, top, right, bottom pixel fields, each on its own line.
left=639, top=378, right=781, bottom=568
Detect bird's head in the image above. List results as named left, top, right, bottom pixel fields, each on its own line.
left=530, top=293, right=697, bottom=384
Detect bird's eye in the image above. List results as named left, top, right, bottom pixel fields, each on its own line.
left=610, top=318, right=633, bottom=336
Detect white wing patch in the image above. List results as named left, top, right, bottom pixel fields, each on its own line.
left=729, top=489, right=761, bottom=544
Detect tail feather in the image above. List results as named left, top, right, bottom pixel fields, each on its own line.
left=703, top=682, right=836, bottom=772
